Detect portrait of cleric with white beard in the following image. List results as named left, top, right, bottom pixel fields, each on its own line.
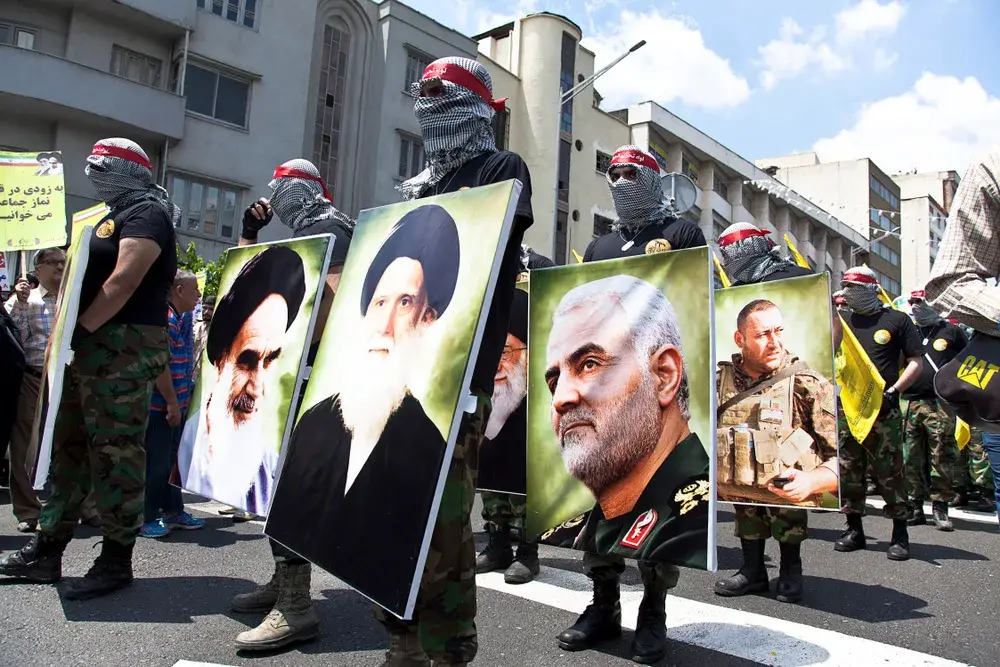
left=266, top=204, right=461, bottom=609
left=479, top=287, right=529, bottom=494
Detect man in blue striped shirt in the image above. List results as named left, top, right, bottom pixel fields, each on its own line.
left=140, top=269, right=204, bottom=538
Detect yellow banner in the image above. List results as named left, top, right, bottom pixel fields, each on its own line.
left=955, top=417, right=970, bottom=450
left=835, top=315, right=885, bottom=442
left=713, top=253, right=731, bottom=288
left=71, top=202, right=109, bottom=244
left=784, top=233, right=810, bottom=269
left=571, top=248, right=584, bottom=264
left=0, top=151, right=68, bottom=251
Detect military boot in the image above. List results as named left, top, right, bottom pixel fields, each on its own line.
left=0, top=534, right=67, bottom=583
left=235, top=562, right=319, bottom=651
left=775, top=542, right=803, bottom=604
left=949, top=489, right=969, bottom=507
left=504, top=540, right=540, bottom=584
left=556, top=566, right=621, bottom=651
left=632, top=570, right=669, bottom=663
left=834, top=514, right=866, bottom=552
left=886, top=519, right=910, bottom=561
left=231, top=564, right=280, bottom=612
left=714, top=539, right=768, bottom=597
left=379, top=617, right=430, bottom=667
left=475, top=523, right=513, bottom=574
left=906, top=502, right=927, bottom=526
left=931, top=500, right=954, bottom=532
left=65, top=538, right=134, bottom=600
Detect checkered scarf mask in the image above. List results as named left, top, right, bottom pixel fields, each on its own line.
left=268, top=159, right=355, bottom=232
left=397, top=57, right=500, bottom=201
left=841, top=267, right=883, bottom=315
left=717, top=223, right=796, bottom=284
left=85, top=138, right=180, bottom=225
left=606, top=145, right=671, bottom=233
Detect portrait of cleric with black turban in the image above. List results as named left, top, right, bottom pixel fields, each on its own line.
left=179, top=246, right=306, bottom=514
left=267, top=204, right=461, bottom=608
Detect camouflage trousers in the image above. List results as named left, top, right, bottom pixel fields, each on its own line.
left=376, top=395, right=490, bottom=664
left=480, top=490, right=526, bottom=533
left=733, top=505, right=808, bottom=545
left=956, top=428, right=995, bottom=491
left=38, top=324, right=167, bottom=547
left=583, top=552, right=680, bottom=590
left=902, top=398, right=958, bottom=503
left=839, top=404, right=907, bottom=519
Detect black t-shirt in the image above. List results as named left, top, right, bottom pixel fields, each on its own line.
left=902, top=321, right=968, bottom=399
left=846, top=308, right=923, bottom=387
left=420, top=150, right=533, bottom=397
left=79, top=200, right=177, bottom=327
left=733, top=264, right=813, bottom=286
left=583, top=217, right=705, bottom=261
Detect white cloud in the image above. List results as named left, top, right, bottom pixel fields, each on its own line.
left=582, top=10, right=750, bottom=111
left=758, top=19, right=848, bottom=90
left=835, top=0, right=906, bottom=43
left=813, top=73, right=1000, bottom=173
left=872, top=48, right=899, bottom=71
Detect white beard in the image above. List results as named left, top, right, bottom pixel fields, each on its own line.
left=485, top=358, right=527, bottom=440
left=196, top=383, right=268, bottom=506
left=338, top=326, right=426, bottom=493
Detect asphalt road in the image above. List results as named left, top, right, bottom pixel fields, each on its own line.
left=0, top=492, right=996, bottom=667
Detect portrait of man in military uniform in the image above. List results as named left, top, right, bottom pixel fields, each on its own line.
left=716, top=299, right=839, bottom=509
left=539, top=274, right=710, bottom=568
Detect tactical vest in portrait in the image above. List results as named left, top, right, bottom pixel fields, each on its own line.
left=716, top=361, right=824, bottom=492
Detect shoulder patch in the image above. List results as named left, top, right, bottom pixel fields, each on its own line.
left=933, top=338, right=948, bottom=352
left=620, top=509, right=658, bottom=549
left=673, top=477, right=710, bottom=516
left=644, top=238, right=671, bottom=254
left=874, top=329, right=892, bottom=345
left=95, top=219, right=115, bottom=239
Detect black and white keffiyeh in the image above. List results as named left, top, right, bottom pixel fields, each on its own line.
left=268, top=159, right=355, bottom=232
left=717, top=222, right=798, bottom=284
left=841, top=265, right=884, bottom=315
left=85, top=138, right=180, bottom=225
left=519, top=243, right=555, bottom=272
left=606, top=145, right=672, bottom=233
left=397, top=57, right=504, bottom=201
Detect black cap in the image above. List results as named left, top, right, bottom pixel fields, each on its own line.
left=207, top=246, right=306, bottom=365
left=293, top=218, right=354, bottom=268
left=360, top=204, right=460, bottom=317
left=508, top=287, right=528, bottom=345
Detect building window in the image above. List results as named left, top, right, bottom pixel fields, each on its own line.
left=869, top=208, right=893, bottom=231
left=398, top=134, right=423, bottom=179
left=197, top=0, right=259, bottom=29
left=0, top=23, right=36, bottom=49
left=555, top=210, right=568, bottom=265
left=405, top=52, right=431, bottom=89
left=110, top=46, right=163, bottom=88
left=491, top=109, right=510, bottom=151
left=557, top=139, right=571, bottom=203
left=184, top=61, right=250, bottom=128
left=167, top=172, right=241, bottom=242
left=312, top=23, right=350, bottom=193
left=869, top=174, right=899, bottom=209
left=681, top=155, right=699, bottom=183
left=596, top=150, right=612, bottom=174
left=742, top=185, right=755, bottom=211
left=712, top=212, right=728, bottom=240
left=713, top=177, right=728, bottom=200
left=768, top=200, right=777, bottom=223
left=559, top=32, right=577, bottom=134
left=594, top=213, right=613, bottom=238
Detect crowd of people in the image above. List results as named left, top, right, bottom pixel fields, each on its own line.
left=0, top=54, right=997, bottom=667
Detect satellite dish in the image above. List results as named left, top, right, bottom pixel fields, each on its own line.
left=660, top=172, right=698, bottom=217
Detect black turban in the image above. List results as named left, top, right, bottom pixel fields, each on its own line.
left=508, top=288, right=528, bottom=346
left=207, top=246, right=306, bottom=365
left=361, top=204, right=460, bottom=317
left=293, top=218, right=353, bottom=268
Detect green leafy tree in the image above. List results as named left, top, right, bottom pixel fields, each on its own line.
left=176, top=242, right=226, bottom=298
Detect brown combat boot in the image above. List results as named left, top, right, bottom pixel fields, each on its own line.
left=230, top=564, right=280, bottom=613
left=234, top=562, right=319, bottom=651
left=380, top=617, right=431, bottom=667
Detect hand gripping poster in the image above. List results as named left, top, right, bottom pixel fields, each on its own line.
left=526, top=248, right=717, bottom=571
left=714, top=274, right=840, bottom=510
left=477, top=279, right=529, bottom=495
left=175, top=236, right=333, bottom=514
left=266, top=180, right=519, bottom=619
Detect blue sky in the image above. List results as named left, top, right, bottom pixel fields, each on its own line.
left=401, top=0, right=1000, bottom=174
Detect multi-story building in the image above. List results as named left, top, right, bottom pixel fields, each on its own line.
left=899, top=194, right=947, bottom=293
left=892, top=170, right=961, bottom=214
left=757, top=153, right=903, bottom=296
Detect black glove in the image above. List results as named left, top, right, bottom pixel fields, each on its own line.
left=71, top=323, right=92, bottom=349
left=882, top=387, right=900, bottom=411
left=241, top=199, right=273, bottom=240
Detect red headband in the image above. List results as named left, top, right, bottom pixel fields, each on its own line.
left=718, top=227, right=771, bottom=247
left=843, top=271, right=877, bottom=285
left=910, top=289, right=926, bottom=299
left=91, top=143, right=152, bottom=171
left=421, top=62, right=507, bottom=112
left=272, top=165, right=333, bottom=202
left=610, top=149, right=659, bottom=172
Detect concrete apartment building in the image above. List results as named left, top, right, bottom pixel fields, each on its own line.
left=757, top=153, right=903, bottom=296
left=891, top=170, right=958, bottom=291
left=892, top=170, right=961, bottom=214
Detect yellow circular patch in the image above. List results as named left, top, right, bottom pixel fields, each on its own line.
left=933, top=338, right=948, bottom=352
left=873, top=329, right=891, bottom=345
left=95, top=219, right=115, bottom=239
left=645, top=238, right=672, bottom=254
